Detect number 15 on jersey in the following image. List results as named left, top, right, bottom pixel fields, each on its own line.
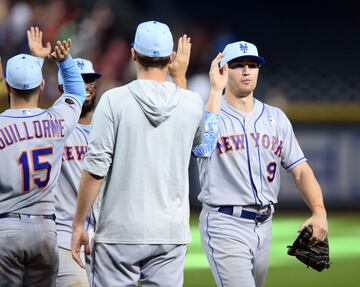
left=18, top=146, right=54, bottom=192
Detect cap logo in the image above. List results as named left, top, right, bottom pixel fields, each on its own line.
left=77, top=60, right=85, bottom=70
left=239, top=43, right=248, bottom=54
left=152, top=51, right=160, bottom=56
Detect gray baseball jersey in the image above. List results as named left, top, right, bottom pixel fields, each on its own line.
left=0, top=97, right=82, bottom=215
left=197, top=97, right=306, bottom=287
left=55, top=123, right=93, bottom=250
left=198, top=97, right=306, bottom=206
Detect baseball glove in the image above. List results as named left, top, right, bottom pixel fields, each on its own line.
left=287, top=225, right=331, bottom=272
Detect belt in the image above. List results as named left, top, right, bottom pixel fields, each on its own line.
left=218, top=205, right=272, bottom=223
left=0, top=213, right=56, bottom=221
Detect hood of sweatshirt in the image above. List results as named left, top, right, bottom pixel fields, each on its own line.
left=128, top=80, right=181, bottom=126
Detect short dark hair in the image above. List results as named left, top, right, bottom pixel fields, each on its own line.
left=9, top=85, right=40, bottom=99
left=135, top=52, right=171, bottom=70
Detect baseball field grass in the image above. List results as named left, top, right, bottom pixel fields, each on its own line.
left=184, top=212, right=360, bottom=287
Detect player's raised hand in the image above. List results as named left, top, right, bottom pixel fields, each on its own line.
left=71, top=224, right=90, bottom=269
left=209, top=52, right=228, bottom=92
left=27, top=26, right=51, bottom=58
left=206, top=53, right=227, bottom=113
left=169, top=34, right=191, bottom=88
left=48, top=39, right=72, bottom=62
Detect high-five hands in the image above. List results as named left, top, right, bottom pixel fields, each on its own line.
left=27, top=26, right=71, bottom=62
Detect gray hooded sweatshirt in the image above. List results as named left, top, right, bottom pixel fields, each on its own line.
left=83, top=79, right=204, bottom=244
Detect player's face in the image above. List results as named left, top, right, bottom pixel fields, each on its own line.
left=227, top=58, right=260, bottom=97
left=80, top=80, right=97, bottom=116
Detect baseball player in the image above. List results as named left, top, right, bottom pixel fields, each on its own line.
left=0, top=26, right=86, bottom=286
left=194, top=41, right=328, bottom=287
left=54, top=58, right=101, bottom=287
left=71, top=20, right=226, bottom=287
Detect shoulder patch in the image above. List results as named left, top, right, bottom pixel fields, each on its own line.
left=65, top=98, right=75, bottom=105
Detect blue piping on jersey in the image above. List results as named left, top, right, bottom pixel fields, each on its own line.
left=206, top=212, right=225, bottom=287
left=85, top=208, right=93, bottom=231
left=221, top=108, right=259, bottom=205
left=76, top=126, right=89, bottom=145
left=0, top=110, right=46, bottom=118
left=243, top=134, right=259, bottom=205
left=253, top=103, right=271, bottom=204
left=285, top=156, right=306, bottom=170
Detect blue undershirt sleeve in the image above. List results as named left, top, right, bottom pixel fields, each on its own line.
left=57, top=56, right=86, bottom=105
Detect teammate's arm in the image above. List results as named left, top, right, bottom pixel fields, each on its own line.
left=290, top=161, right=328, bottom=242
left=72, top=171, right=103, bottom=268
left=192, top=53, right=228, bottom=157
left=169, top=35, right=191, bottom=89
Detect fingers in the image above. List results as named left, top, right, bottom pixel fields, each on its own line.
left=27, top=26, right=36, bottom=46
left=84, top=242, right=91, bottom=256
left=222, top=63, right=228, bottom=75
left=311, top=225, right=327, bottom=242
left=45, top=42, right=51, bottom=51
left=63, top=39, right=71, bottom=50
left=300, top=221, right=327, bottom=243
left=49, top=39, right=71, bottom=62
left=71, top=229, right=88, bottom=269
left=210, top=52, right=224, bottom=71
left=71, top=244, right=85, bottom=269
left=177, top=34, right=191, bottom=56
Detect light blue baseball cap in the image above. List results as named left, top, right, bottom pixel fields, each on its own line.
left=58, top=58, right=101, bottom=85
left=6, top=54, right=44, bottom=90
left=220, top=41, right=265, bottom=68
left=133, top=21, right=174, bottom=57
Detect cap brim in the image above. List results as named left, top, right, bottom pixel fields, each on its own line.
left=221, top=55, right=265, bottom=68
left=81, top=73, right=102, bottom=82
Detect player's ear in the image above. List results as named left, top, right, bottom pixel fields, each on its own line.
left=131, top=48, right=137, bottom=62
left=58, top=84, right=64, bottom=94
left=169, top=51, right=176, bottom=64
left=39, top=79, right=45, bottom=92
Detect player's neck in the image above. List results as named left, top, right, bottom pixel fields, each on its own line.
left=10, top=95, right=39, bottom=109
left=225, top=92, right=254, bottom=115
left=78, top=111, right=93, bottom=125
left=136, top=66, right=168, bottom=83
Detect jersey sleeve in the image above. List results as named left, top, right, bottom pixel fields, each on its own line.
left=192, top=112, right=220, bottom=158
left=47, top=94, right=82, bottom=138
left=279, top=111, right=307, bottom=171
left=83, top=93, right=115, bottom=177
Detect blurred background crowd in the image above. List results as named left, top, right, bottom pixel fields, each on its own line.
left=0, top=0, right=359, bottom=209
left=1, top=0, right=360, bottom=106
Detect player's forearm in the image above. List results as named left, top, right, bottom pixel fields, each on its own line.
left=192, top=88, right=223, bottom=157
left=73, top=170, right=103, bottom=226
left=292, top=163, right=327, bottom=216
left=206, top=88, right=223, bottom=113
left=58, top=56, right=86, bottom=104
